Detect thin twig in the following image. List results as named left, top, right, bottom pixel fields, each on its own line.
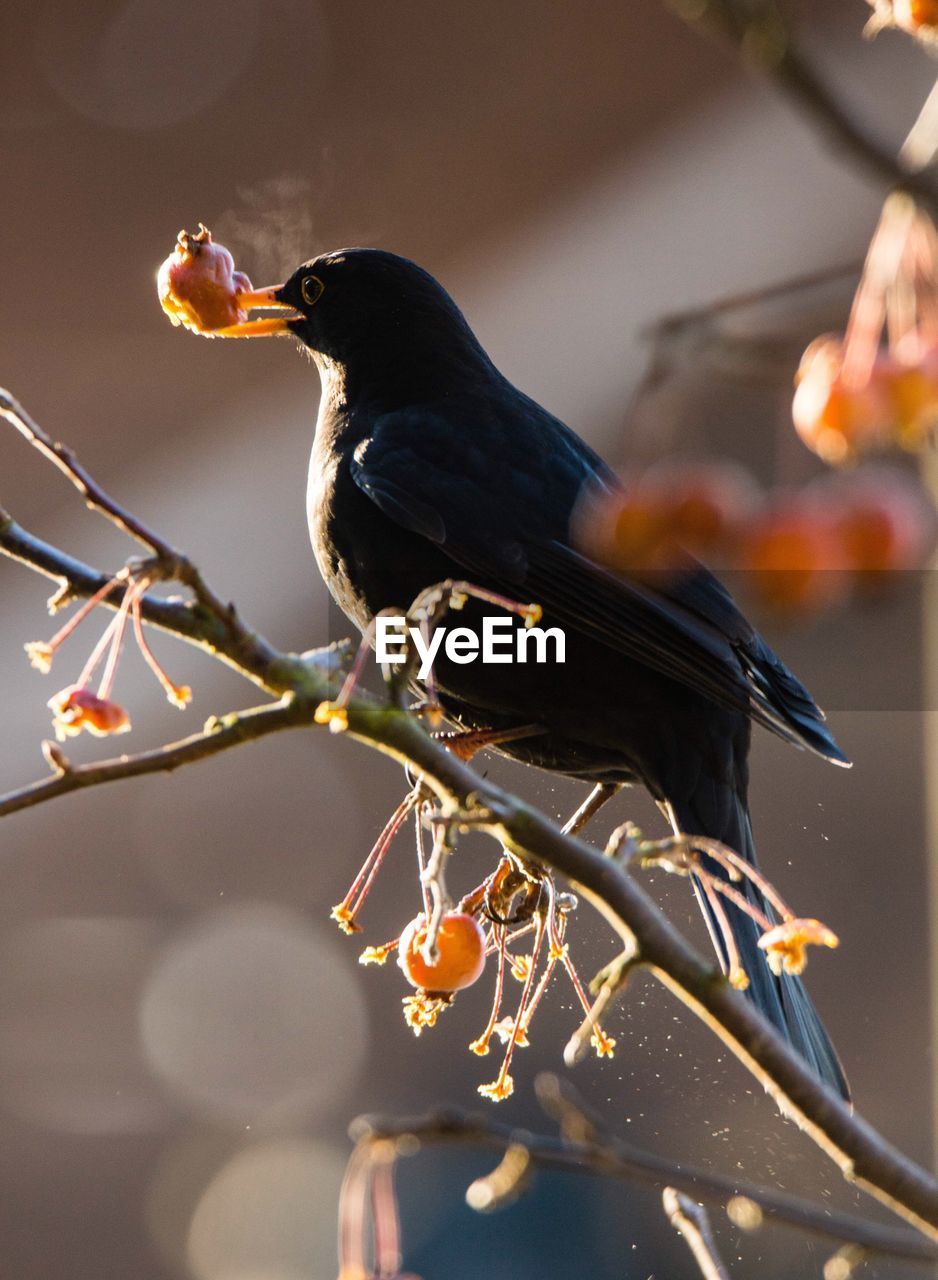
left=349, top=1080, right=938, bottom=1264
left=0, top=509, right=325, bottom=695
left=0, top=388, right=232, bottom=618
left=664, top=0, right=938, bottom=215
left=0, top=390, right=173, bottom=557
left=645, top=260, right=863, bottom=343
left=664, top=1188, right=732, bottom=1280
left=564, top=945, right=639, bottom=1067
left=0, top=696, right=318, bottom=819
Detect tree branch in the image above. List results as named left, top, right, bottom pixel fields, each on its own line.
left=349, top=1075, right=938, bottom=1264
left=0, top=692, right=336, bottom=820
left=664, top=1188, right=732, bottom=1280
left=0, top=508, right=310, bottom=696
left=0, top=389, right=230, bottom=618
left=665, top=0, right=938, bottom=214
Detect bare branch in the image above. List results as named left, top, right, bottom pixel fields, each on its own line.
left=0, top=694, right=326, bottom=819
left=0, top=388, right=233, bottom=619
left=5, top=500, right=938, bottom=1238
left=0, top=510, right=310, bottom=695
left=350, top=1078, right=938, bottom=1265
left=339, top=700, right=938, bottom=1239
left=664, top=1188, right=732, bottom=1280
left=664, top=0, right=938, bottom=215
left=641, top=259, right=863, bottom=357
left=0, top=389, right=173, bottom=556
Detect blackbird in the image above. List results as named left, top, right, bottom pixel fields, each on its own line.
left=231, top=248, right=850, bottom=1099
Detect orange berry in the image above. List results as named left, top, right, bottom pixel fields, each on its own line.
left=157, top=224, right=252, bottom=334
left=891, top=0, right=938, bottom=32
left=642, top=460, right=761, bottom=554
left=47, top=685, right=131, bottom=741
left=828, top=468, right=937, bottom=576
left=881, top=355, right=938, bottom=450
left=792, top=337, right=888, bottom=464
left=794, top=336, right=938, bottom=461
left=575, top=461, right=760, bottom=574
left=740, top=500, right=849, bottom=615
left=608, top=492, right=674, bottom=572
left=398, top=912, right=486, bottom=993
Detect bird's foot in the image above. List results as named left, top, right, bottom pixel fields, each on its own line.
left=431, top=722, right=544, bottom=762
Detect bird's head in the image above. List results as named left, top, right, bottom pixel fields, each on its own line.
left=224, top=248, right=495, bottom=402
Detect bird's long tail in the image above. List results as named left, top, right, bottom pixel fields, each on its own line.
left=668, top=792, right=850, bottom=1102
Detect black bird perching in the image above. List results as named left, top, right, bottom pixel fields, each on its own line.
left=227, top=246, right=852, bottom=1100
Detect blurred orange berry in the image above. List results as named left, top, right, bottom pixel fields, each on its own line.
left=825, top=467, right=937, bottom=578
left=47, top=685, right=131, bottom=741
left=792, top=337, right=887, bottom=464
left=739, top=500, right=849, bottom=615
left=644, top=459, right=761, bottom=552
left=794, top=336, right=938, bottom=462
left=602, top=490, right=674, bottom=572
left=398, top=912, right=486, bottom=993
left=882, top=352, right=938, bottom=450
left=881, top=0, right=938, bottom=33
left=576, top=460, right=760, bottom=574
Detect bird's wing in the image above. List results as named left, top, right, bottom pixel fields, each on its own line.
left=350, top=403, right=586, bottom=578
left=351, top=408, right=847, bottom=762
left=524, top=543, right=848, bottom=761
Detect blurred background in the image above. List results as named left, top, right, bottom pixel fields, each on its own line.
left=0, top=1, right=936, bottom=1276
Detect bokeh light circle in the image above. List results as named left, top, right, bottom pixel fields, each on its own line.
left=139, top=906, right=367, bottom=1127
left=187, top=1139, right=347, bottom=1280
left=34, top=0, right=260, bottom=130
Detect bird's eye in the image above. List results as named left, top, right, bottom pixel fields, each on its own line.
left=301, top=274, right=325, bottom=306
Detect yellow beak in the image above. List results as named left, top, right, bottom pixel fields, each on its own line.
left=214, top=285, right=302, bottom=337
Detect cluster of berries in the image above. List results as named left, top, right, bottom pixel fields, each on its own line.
left=328, top=785, right=615, bottom=1104
left=577, top=458, right=935, bottom=616
left=25, top=572, right=190, bottom=744
left=793, top=194, right=938, bottom=464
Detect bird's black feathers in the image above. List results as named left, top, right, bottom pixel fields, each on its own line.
left=351, top=403, right=848, bottom=767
